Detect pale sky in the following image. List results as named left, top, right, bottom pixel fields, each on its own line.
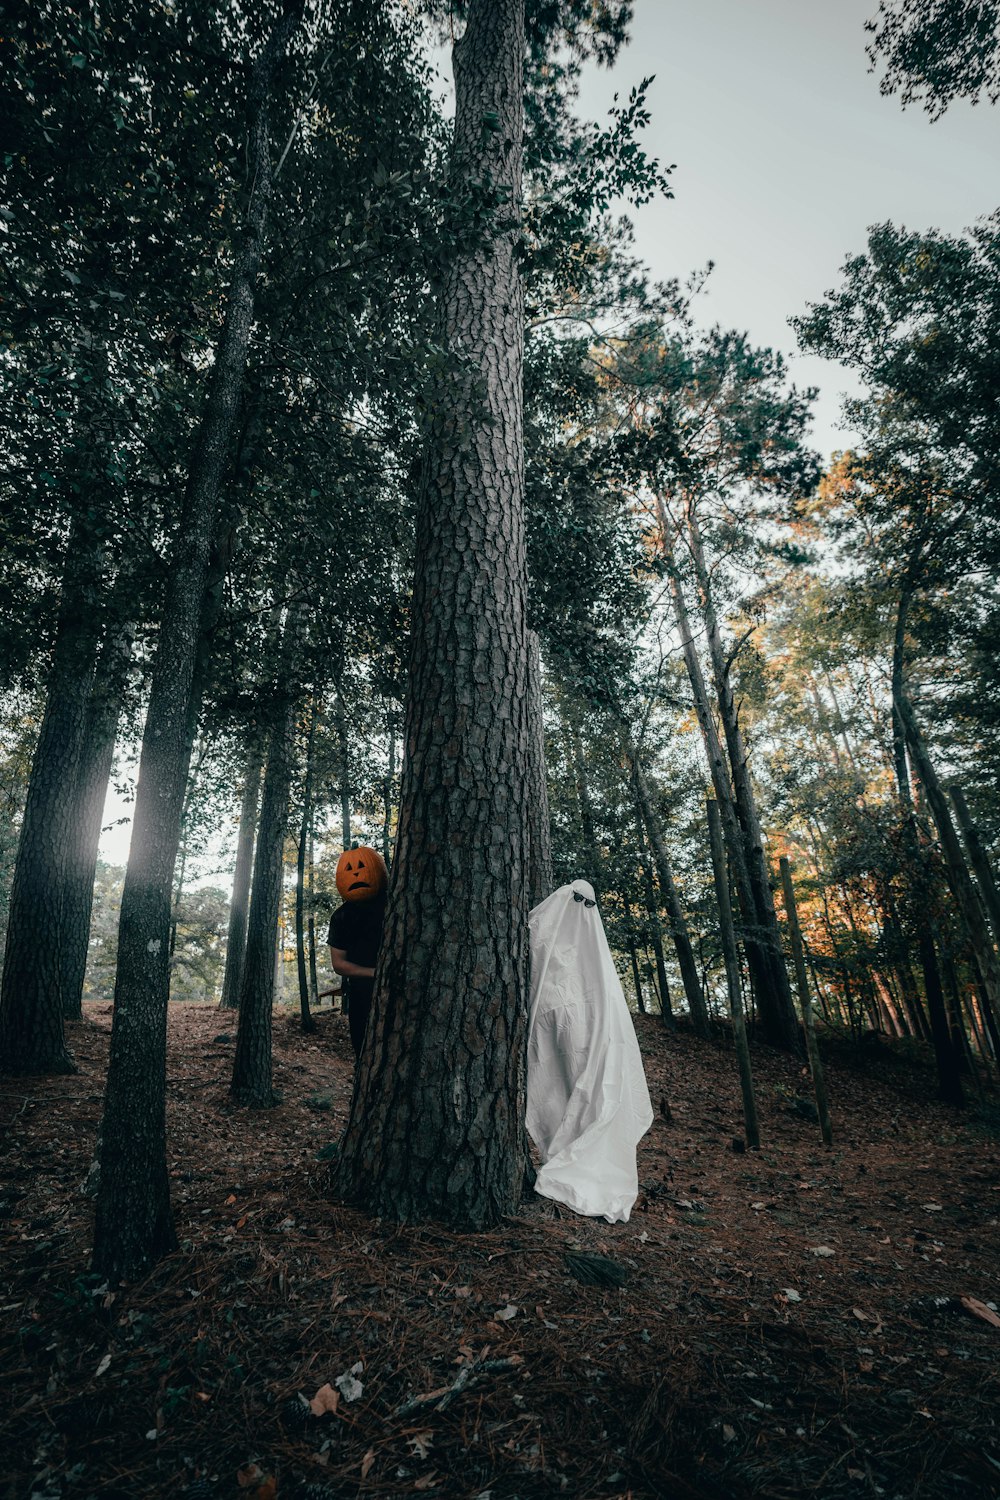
left=575, top=0, right=999, bottom=459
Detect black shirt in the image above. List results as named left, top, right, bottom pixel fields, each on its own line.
left=327, top=895, right=386, bottom=970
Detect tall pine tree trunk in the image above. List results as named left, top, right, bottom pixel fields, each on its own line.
left=336, top=0, right=530, bottom=1228
left=220, top=733, right=264, bottom=1012
left=0, top=519, right=103, bottom=1072
left=91, top=9, right=300, bottom=1281
left=686, top=508, right=799, bottom=1052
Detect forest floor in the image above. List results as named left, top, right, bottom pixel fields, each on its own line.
left=1, top=1005, right=999, bottom=1500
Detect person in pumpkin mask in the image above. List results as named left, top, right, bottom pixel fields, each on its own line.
left=327, top=844, right=389, bottom=1058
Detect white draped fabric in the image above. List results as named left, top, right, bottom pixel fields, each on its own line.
left=526, top=880, right=654, bottom=1223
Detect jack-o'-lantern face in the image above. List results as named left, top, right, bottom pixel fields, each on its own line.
left=336, top=845, right=388, bottom=904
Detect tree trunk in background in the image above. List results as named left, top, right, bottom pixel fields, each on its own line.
left=707, top=799, right=759, bottom=1148
left=896, top=684, right=1000, bottom=1060
left=306, top=824, right=319, bottom=1005
left=0, top=519, right=103, bottom=1072
left=220, top=734, right=264, bottom=1011
left=661, top=508, right=780, bottom=1030
left=686, top=508, right=799, bottom=1053
left=623, top=894, right=646, bottom=1012
left=295, top=701, right=317, bottom=1033
left=382, top=722, right=396, bottom=867
left=628, top=749, right=710, bottom=1037
left=334, top=694, right=352, bottom=850
left=526, top=630, right=553, bottom=910
left=92, top=9, right=300, bottom=1282
left=570, top=721, right=600, bottom=888
left=636, top=815, right=673, bottom=1023
left=60, top=613, right=135, bottom=1019
left=950, top=785, right=1000, bottom=949
left=336, top=0, right=530, bottom=1228
left=918, top=923, right=965, bottom=1105
left=779, top=857, right=833, bottom=1145
left=231, top=610, right=303, bottom=1105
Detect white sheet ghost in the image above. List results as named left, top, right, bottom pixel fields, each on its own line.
left=526, top=880, right=654, bottom=1223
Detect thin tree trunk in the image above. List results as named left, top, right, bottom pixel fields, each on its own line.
left=896, top=688, right=1000, bottom=1060
left=570, top=721, right=600, bottom=888
left=628, top=748, right=710, bottom=1037
left=950, top=785, right=1000, bottom=947
left=232, top=610, right=303, bottom=1104
left=220, top=733, right=264, bottom=1011
left=526, top=630, right=553, bottom=909
left=306, top=823, right=319, bottom=1005
left=60, top=612, right=135, bottom=1020
left=0, top=518, right=103, bottom=1072
left=335, top=0, right=531, bottom=1228
left=779, top=857, right=833, bottom=1146
left=91, top=9, right=301, bottom=1281
left=382, top=721, right=396, bottom=867
left=295, top=699, right=318, bottom=1034
left=661, top=512, right=777, bottom=1023
left=623, top=894, right=646, bottom=1012
left=685, top=507, right=799, bottom=1052
left=636, top=814, right=673, bottom=1023
left=707, top=799, right=759, bottom=1148
left=334, top=694, right=352, bottom=850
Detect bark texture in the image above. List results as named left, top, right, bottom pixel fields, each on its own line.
left=336, top=0, right=530, bottom=1228
left=91, top=10, right=299, bottom=1281
left=0, top=523, right=103, bottom=1072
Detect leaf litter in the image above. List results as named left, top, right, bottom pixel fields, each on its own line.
left=0, top=1002, right=998, bottom=1498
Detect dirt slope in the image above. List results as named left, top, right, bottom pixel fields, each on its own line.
left=1, top=1003, right=998, bottom=1499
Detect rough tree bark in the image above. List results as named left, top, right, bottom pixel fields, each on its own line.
left=335, top=0, right=531, bottom=1228
left=219, top=733, right=264, bottom=1012
left=526, top=630, right=554, bottom=910
left=0, top=518, right=103, bottom=1072
left=685, top=507, right=800, bottom=1053
left=91, top=8, right=301, bottom=1281
left=231, top=610, right=302, bottom=1106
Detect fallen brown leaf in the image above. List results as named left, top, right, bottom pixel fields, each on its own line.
left=959, top=1295, right=1000, bottom=1329
left=310, top=1382, right=341, bottom=1416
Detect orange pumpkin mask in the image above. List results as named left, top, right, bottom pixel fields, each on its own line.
left=335, top=845, right=388, bottom=904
